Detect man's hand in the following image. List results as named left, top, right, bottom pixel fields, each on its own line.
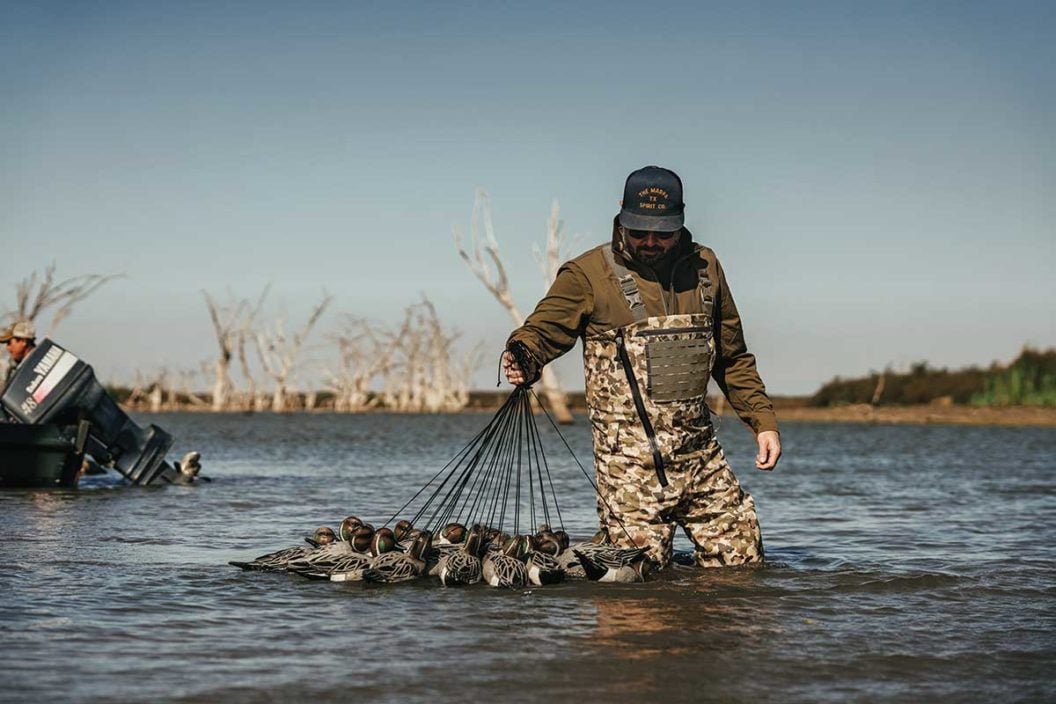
left=502, top=351, right=527, bottom=386
left=755, top=430, right=781, bottom=470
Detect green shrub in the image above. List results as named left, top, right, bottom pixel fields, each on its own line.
left=809, top=347, right=1056, bottom=407
left=972, top=348, right=1056, bottom=406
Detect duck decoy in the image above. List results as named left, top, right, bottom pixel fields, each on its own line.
left=483, top=535, right=530, bottom=589
left=574, top=546, right=654, bottom=583
left=290, top=525, right=375, bottom=580
left=526, top=535, right=565, bottom=586
left=437, top=525, right=485, bottom=587
left=330, top=526, right=397, bottom=582
left=362, top=531, right=432, bottom=584
left=229, top=526, right=336, bottom=571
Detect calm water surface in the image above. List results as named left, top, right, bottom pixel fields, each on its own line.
left=1, top=412, right=1054, bottom=703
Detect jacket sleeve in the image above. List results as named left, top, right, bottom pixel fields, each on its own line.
left=711, top=258, right=779, bottom=435
left=507, top=262, right=594, bottom=369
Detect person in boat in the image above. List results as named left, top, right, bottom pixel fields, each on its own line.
left=1, top=320, right=37, bottom=390
left=503, top=166, right=781, bottom=569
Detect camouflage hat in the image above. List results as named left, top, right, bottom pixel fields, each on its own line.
left=0, top=320, right=36, bottom=342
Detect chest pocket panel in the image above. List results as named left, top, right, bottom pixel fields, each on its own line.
left=644, top=335, right=712, bottom=402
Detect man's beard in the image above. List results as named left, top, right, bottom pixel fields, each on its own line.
left=634, top=247, right=673, bottom=266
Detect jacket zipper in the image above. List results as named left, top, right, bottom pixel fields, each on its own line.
left=616, top=329, right=668, bottom=487
left=630, top=247, right=701, bottom=317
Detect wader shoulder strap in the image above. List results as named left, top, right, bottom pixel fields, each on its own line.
left=603, top=246, right=648, bottom=323
left=694, top=246, right=716, bottom=315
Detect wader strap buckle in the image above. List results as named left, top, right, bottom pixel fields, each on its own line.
left=698, top=269, right=714, bottom=322
left=604, top=246, right=648, bottom=323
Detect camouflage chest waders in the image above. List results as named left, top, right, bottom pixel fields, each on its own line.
left=583, top=246, right=763, bottom=568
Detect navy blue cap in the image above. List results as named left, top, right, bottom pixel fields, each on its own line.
left=618, top=166, right=685, bottom=232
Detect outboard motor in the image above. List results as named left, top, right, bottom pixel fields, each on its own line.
left=1, top=339, right=176, bottom=485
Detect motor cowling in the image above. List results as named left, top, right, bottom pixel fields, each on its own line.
left=1, top=339, right=175, bottom=485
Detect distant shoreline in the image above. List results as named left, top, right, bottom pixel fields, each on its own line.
left=768, top=402, right=1056, bottom=428
left=122, top=393, right=1056, bottom=427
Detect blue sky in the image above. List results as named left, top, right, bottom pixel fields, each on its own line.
left=2, top=1, right=1054, bottom=394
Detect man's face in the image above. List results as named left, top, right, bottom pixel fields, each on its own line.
left=623, top=228, right=681, bottom=266
left=6, top=338, right=30, bottom=363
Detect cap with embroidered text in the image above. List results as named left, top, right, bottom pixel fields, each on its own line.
left=618, top=166, right=685, bottom=232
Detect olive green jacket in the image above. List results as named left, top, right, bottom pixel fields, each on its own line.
left=508, top=218, right=778, bottom=434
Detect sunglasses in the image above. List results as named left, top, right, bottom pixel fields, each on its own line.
left=623, top=228, right=678, bottom=241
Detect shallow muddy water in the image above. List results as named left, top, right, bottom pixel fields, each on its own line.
left=1, top=412, right=1053, bottom=703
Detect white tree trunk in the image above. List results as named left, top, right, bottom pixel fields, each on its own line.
left=203, top=291, right=240, bottom=412
left=272, top=384, right=287, bottom=413
left=211, top=357, right=232, bottom=412
left=149, top=384, right=163, bottom=413
left=454, top=190, right=574, bottom=423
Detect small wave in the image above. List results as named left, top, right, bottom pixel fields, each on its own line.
left=25, top=617, right=74, bottom=630
left=825, top=570, right=965, bottom=594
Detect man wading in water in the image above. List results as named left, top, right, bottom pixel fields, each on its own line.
left=503, top=166, right=781, bottom=569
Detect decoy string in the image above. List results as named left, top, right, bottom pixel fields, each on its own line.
left=530, top=389, right=634, bottom=545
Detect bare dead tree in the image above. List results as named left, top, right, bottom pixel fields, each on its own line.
left=531, top=199, right=580, bottom=291
left=149, top=377, right=165, bottom=413
left=10, top=262, right=120, bottom=332
left=327, top=316, right=397, bottom=412
left=380, top=305, right=421, bottom=411
left=177, top=364, right=210, bottom=409
left=138, top=368, right=171, bottom=412
left=124, top=371, right=151, bottom=410
left=871, top=372, right=886, bottom=406
left=421, top=299, right=452, bottom=411
left=236, top=286, right=271, bottom=411
left=201, top=286, right=271, bottom=411
left=255, top=292, right=333, bottom=413
left=419, top=297, right=474, bottom=411
left=378, top=298, right=475, bottom=413
left=203, top=291, right=247, bottom=412
left=455, top=342, right=485, bottom=408
left=0, top=263, right=118, bottom=381
left=454, top=190, right=574, bottom=423
left=124, top=370, right=164, bottom=412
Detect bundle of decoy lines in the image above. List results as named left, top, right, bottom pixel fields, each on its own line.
left=230, top=387, right=654, bottom=587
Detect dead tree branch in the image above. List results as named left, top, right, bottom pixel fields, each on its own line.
left=327, top=316, right=396, bottom=411
left=378, top=297, right=473, bottom=412
left=454, top=191, right=574, bottom=423
left=9, top=262, right=120, bottom=333
left=255, top=291, right=333, bottom=412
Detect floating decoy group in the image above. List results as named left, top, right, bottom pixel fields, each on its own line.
left=230, top=516, right=655, bottom=588
left=231, top=387, right=660, bottom=590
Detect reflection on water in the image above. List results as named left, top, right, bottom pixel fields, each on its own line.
left=0, top=413, right=1053, bottom=703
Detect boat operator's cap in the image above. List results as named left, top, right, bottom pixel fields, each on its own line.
left=618, top=165, right=685, bottom=233
left=0, top=320, right=36, bottom=342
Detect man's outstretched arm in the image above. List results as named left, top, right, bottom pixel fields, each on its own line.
left=504, top=263, right=593, bottom=384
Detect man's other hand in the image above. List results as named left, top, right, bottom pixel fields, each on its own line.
left=502, top=351, right=526, bottom=386
left=755, top=430, right=781, bottom=470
